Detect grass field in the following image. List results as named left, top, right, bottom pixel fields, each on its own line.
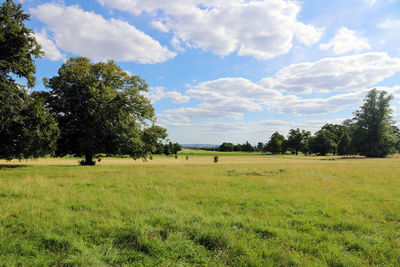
left=0, top=152, right=399, bottom=266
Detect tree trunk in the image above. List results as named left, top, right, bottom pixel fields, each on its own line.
left=296, top=150, right=298, bottom=155
left=83, top=153, right=95, bottom=165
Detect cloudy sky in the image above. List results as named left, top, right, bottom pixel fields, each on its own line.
left=22, top=0, right=400, bottom=144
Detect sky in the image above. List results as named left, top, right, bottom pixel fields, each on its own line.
left=18, top=0, right=400, bottom=144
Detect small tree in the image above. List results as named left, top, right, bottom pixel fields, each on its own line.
left=171, top=142, right=182, bottom=155
left=266, top=132, right=286, bottom=154
left=257, top=142, right=264, bottom=152
left=352, top=89, right=397, bottom=157
left=242, top=141, right=254, bottom=152
left=44, top=57, right=166, bottom=165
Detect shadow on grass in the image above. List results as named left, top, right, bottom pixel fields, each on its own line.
left=320, top=156, right=365, bottom=161
left=0, top=164, right=26, bottom=169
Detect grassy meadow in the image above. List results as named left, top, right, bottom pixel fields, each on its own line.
left=0, top=152, right=399, bottom=266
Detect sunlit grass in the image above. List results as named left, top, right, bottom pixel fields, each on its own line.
left=0, top=153, right=399, bottom=265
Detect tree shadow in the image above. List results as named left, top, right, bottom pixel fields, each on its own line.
left=320, top=156, right=366, bottom=160
left=0, top=164, right=26, bottom=169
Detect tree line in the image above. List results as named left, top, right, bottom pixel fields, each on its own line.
left=216, top=89, right=399, bottom=158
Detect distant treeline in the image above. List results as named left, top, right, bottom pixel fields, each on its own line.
left=209, top=89, right=400, bottom=158
left=153, top=142, right=182, bottom=156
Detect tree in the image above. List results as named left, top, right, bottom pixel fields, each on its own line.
left=266, top=132, right=286, bottom=154
left=287, top=128, right=311, bottom=155
left=0, top=0, right=59, bottom=160
left=352, top=89, right=397, bottom=158
left=337, top=129, right=352, bottom=156
left=171, top=142, right=182, bottom=155
left=309, top=130, right=337, bottom=156
left=44, top=57, right=166, bottom=165
left=391, top=126, right=400, bottom=153
left=219, top=142, right=234, bottom=152
left=321, top=123, right=346, bottom=144
left=257, top=142, right=264, bottom=152
left=242, top=141, right=254, bottom=152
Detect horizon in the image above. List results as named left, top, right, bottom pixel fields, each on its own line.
left=20, top=0, right=400, bottom=144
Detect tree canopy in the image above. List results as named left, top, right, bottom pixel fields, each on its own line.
left=309, top=130, right=337, bottom=156
left=0, top=0, right=59, bottom=160
left=352, top=88, right=397, bottom=157
left=287, top=128, right=310, bottom=155
left=266, top=132, right=286, bottom=154
left=44, top=57, right=167, bottom=165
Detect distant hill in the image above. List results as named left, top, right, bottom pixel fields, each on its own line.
left=181, top=144, right=219, bottom=149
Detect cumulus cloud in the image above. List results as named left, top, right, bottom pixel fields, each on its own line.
left=159, top=93, right=263, bottom=123
left=319, top=27, right=371, bottom=55
left=30, top=4, right=176, bottom=64
left=273, top=90, right=368, bottom=115
left=378, top=19, right=400, bottom=30
left=157, top=52, right=400, bottom=122
left=260, top=52, right=400, bottom=94
left=98, top=0, right=323, bottom=60
left=146, top=87, right=190, bottom=103
left=33, top=29, right=65, bottom=61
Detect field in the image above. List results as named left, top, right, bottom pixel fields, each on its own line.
left=0, top=152, right=399, bottom=266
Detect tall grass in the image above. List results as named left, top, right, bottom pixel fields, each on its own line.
left=0, top=155, right=399, bottom=265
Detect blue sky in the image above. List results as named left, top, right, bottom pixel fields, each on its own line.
left=19, top=0, right=400, bottom=144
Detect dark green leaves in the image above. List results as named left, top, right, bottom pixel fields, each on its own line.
left=44, top=57, right=166, bottom=163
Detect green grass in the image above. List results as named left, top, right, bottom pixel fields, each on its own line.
left=178, top=149, right=266, bottom=157
left=0, top=153, right=399, bottom=266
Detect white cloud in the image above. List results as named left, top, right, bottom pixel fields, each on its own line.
left=319, top=27, right=371, bottom=55
left=159, top=94, right=262, bottom=123
left=33, top=29, right=65, bottom=61
left=189, top=78, right=280, bottom=100
left=147, top=87, right=190, bottom=104
left=260, top=52, right=400, bottom=94
left=273, top=90, right=368, bottom=115
left=378, top=19, right=400, bottom=30
left=30, top=4, right=176, bottom=64
left=98, top=0, right=323, bottom=60
left=156, top=52, right=400, bottom=121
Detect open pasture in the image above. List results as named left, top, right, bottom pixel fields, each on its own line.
left=0, top=153, right=399, bottom=266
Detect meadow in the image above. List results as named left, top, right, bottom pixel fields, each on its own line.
left=0, top=152, right=399, bottom=266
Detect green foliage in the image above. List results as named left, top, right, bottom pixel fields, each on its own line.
left=0, top=0, right=59, bottom=160
left=44, top=57, right=166, bottom=164
left=0, top=0, right=43, bottom=87
left=266, top=131, right=286, bottom=154
left=321, top=123, right=347, bottom=144
left=309, top=130, right=337, bottom=156
left=337, top=129, right=352, bottom=156
left=242, top=141, right=254, bottom=152
left=352, top=89, right=397, bottom=157
left=287, top=128, right=311, bottom=155
left=161, top=142, right=182, bottom=156
left=256, top=142, right=264, bottom=151
left=219, top=142, right=234, bottom=152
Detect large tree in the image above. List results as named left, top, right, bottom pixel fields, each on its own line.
left=44, top=57, right=167, bottom=165
left=352, top=88, right=397, bottom=158
left=0, top=0, right=59, bottom=160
